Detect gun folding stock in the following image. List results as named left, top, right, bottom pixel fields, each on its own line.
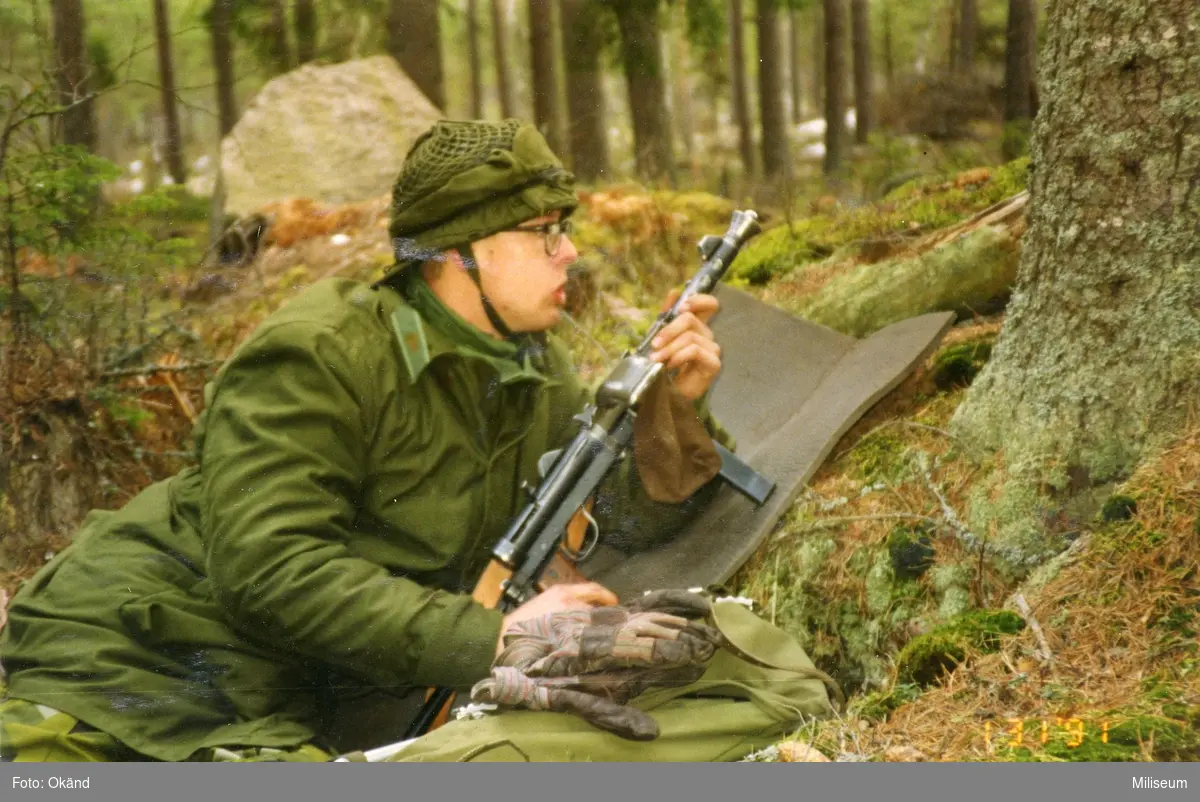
left=714, top=442, right=774, bottom=505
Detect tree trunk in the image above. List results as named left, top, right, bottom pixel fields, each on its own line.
left=51, top=0, right=96, bottom=150
left=560, top=0, right=608, bottom=180
left=529, top=0, right=564, bottom=154
left=388, top=0, right=445, bottom=110
left=209, top=0, right=237, bottom=136
left=954, top=0, right=1200, bottom=488
left=612, top=0, right=674, bottom=183
left=670, top=3, right=695, bottom=169
left=467, top=0, right=484, bottom=117
left=822, top=0, right=846, bottom=175
left=757, top=0, right=788, bottom=180
left=729, top=0, right=754, bottom=175
left=152, top=0, right=186, bottom=185
left=295, top=0, right=317, bottom=64
left=789, top=7, right=803, bottom=122
left=266, top=0, right=290, bottom=74
left=882, top=0, right=894, bottom=89
left=811, top=4, right=823, bottom=113
left=957, top=0, right=977, bottom=76
left=947, top=0, right=959, bottom=71
left=492, top=0, right=515, bottom=117
left=1001, top=0, right=1036, bottom=159
left=850, top=0, right=871, bottom=144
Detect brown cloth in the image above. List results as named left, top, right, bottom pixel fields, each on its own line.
left=633, top=374, right=722, bottom=503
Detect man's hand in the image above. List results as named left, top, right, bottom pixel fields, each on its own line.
left=497, top=582, right=618, bottom=656
left=648, top=290, right=721, bottom=401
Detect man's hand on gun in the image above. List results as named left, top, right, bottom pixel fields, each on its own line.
left=648, top=290, right=722, bottom=402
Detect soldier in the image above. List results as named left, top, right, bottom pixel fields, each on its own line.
left=0, top=120, right=732, bottom=762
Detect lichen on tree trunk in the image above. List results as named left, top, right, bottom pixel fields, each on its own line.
left=954, top=0, right=1200, bottom=485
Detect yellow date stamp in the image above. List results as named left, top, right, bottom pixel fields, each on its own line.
left=984, top=717, right=1111, bottom=751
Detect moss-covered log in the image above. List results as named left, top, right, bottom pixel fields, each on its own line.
left=954, top=0, right=1200, bottom=483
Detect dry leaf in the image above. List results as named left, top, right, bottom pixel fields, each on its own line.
left=883, top=745, right=928, bottom=762
left=778, top=742, right=831, bottom=762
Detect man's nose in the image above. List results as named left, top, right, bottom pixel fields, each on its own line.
left=558, top=236, right=579, bottom=264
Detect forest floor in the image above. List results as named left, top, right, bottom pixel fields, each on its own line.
left=0, top=162, right=1196, bottom=762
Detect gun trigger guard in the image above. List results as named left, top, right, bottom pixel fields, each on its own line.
left=560, top=507, right=601, bottom=563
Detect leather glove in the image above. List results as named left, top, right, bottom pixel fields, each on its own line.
left=470, top=667, right=662, bottom=741
left=498, top=590, right=722, bottom=678
left=470, top=590, right=722, bottom=740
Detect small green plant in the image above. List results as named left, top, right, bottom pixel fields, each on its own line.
left=887, top=524, right=937, bottom=580
left=1099, top=494, right=1138, bottom=523
left=932, top=340, right=996, bottom=391
left=847, top=429, right=910, bottom=484
left=896, top=610, right=1025, bottom=686
left=854, top=682, right=923, bottom=721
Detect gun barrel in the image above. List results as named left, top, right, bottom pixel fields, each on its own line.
left=642, top=209, right=760, bottom=351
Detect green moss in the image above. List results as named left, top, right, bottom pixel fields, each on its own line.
left=950, top=609, right=1026, bottom=642
left=854, top=683, right=923, bottom=721
left=798, top=226, right=1020, bottom=337
left=1154, top=605, right=1197, bottom=640
left=846, top=430, right=910, bottom=483
left=865, top=552, right=896, bottom=615
left=932, top=340, right=995, bottom=392
left=897, top=610, right=1025, bottom=686
left=729, top=158, right=1031, bottom=288
left=1099, top=494, right=1138, bottom=522
left=728, top=217, right=836, bottom=285
left=887, top=524, right=936, bottom=580
left=896, top=632, right=968, bottom=686
left=965, top=476, right=1063, bottom=580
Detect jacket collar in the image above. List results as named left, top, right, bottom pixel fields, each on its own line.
left=383, top=271, right=553, bottom=387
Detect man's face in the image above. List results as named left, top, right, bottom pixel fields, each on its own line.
left=468, top=210, right=579, bottom=333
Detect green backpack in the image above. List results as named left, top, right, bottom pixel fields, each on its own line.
left=386, top=602, right=843, bottom=763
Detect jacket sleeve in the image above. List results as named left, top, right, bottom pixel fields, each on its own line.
left=199, top=320, right=502, bottom=691
left=542, top=336, right=735, bottom=556
left=589, top=392, right=734, bottom=555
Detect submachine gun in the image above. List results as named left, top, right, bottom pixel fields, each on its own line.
left=403, top=209, right=774, bottom=740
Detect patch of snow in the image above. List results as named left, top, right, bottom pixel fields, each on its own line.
left=799, top=143, right=826, bottom=161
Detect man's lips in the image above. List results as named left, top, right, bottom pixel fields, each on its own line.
left=553, top=286, right=567, bottom=305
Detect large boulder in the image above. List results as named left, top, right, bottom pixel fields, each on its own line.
left=221, top=55, right=442, bottom=216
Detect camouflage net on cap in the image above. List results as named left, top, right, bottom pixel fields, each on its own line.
left=393, top=119, right=524, bottom=209
left=387, top=119, right=577, bottom=263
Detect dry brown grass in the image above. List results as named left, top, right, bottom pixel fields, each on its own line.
left=851, top=424, right=1200, bottom=761
left=260, top=197, right=385, bottom=249
left=1, top=336, right=203, bottom=594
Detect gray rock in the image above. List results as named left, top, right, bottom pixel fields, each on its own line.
left=221, top=56, right=443, bottom=215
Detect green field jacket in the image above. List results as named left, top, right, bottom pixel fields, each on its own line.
left=0, top=275, right=729, bottom=761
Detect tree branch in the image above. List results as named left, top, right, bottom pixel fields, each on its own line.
left=772, top=512, right=948, bottom=544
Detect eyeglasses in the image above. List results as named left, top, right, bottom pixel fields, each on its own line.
left=505, top=219, right=574, bottom=257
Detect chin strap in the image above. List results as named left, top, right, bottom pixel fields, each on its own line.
left=456, top=242, right=518, bottom=341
